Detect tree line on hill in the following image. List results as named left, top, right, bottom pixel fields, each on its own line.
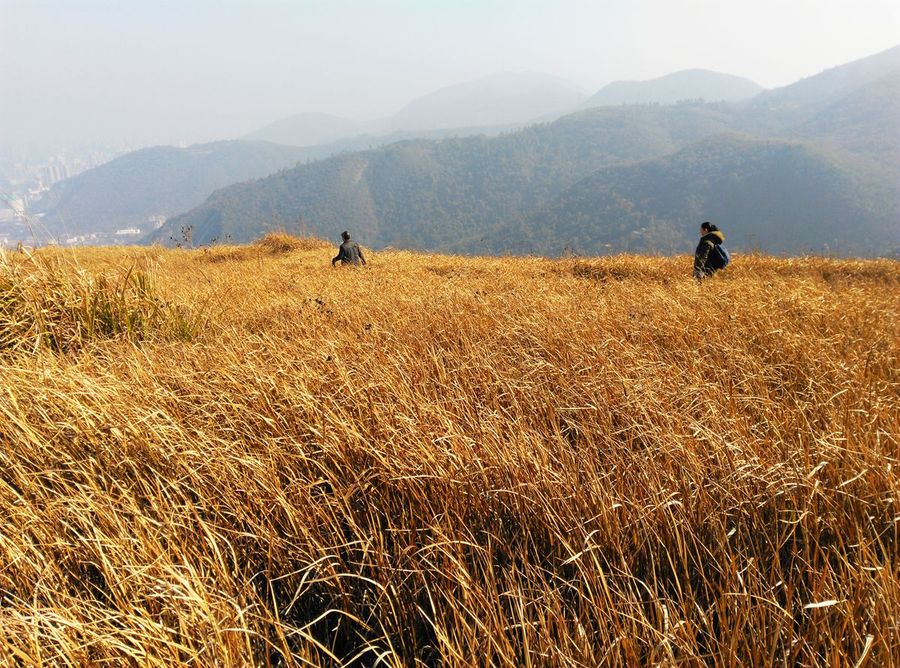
left=30, top=141, right=313, bottom=237
left=32, top=45, right=900, bottom=256
left=154, top=45, right=900, bottom=257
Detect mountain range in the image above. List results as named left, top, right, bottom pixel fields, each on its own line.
left=498, top=134, right=897, bottom=256
left=31, top=72, right=592, bottom=239
left=30, top=45, right=900, bottom=256
left=152, top=45, right=900, bottom=256
left=741, top=42, right=900, bottom=132
left=244, top=72, right=588, bottom=146
left=584, top=70, right=763, bottom=107
left=150, top=104, right=736, bottom=249
left=31, top=141, right=310, bottom=237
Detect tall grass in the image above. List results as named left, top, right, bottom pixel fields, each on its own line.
left=0, top=249, right=204, bottom=352
left=0, top=238, right=897, bottom=665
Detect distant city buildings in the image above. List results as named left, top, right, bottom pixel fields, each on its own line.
left=0, top=144, right=139, bottom=216
left=40, top=158, right=70, bottom=188
left=61, top=233, right=101, bottom=246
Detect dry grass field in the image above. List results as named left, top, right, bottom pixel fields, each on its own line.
left=1, top=233, right=898, bottom=666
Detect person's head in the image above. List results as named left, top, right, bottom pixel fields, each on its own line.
left=700, top=221, right=718, bottom=235
left=341, top=230, right=351, bottom=241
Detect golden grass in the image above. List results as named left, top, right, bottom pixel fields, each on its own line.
left=0, top=238, right=898, bottom=666
left=199, top=232, right=333, bottom=264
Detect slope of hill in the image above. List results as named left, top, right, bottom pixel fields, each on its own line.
left=243, top=112, right=361, bottom=147
left=740, top=44, right=900, bottom=131
left=585, top=69, right=763, bottom=107
left=501, top=134, right=899, bottom=256
left=244, top=72, right=587, bottom=147
left=31, top=141, right=310, bottom=240
left=243, top=122, right=533, bottom=161
left=794, top=68, right=900, bottom=169
left=384, top=71, right=586, bottom=131
left=150, top=46, right=900, bottom=257
left=154, top=104, right=736, bottom=248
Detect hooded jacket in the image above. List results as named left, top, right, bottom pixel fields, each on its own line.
left=694, top=229, right=725, bottom=278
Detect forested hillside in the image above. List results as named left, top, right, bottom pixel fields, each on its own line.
left=497, top=135, right=899, bottom=256
left=32, top=141, right=309, bottom=238
left=738, top=44, right=900, bottom=133
left=153, top=105, right=736, bottom=248
left=153, top=46, right=900, bottom=256
left=795, top=68, right=900, bottom=170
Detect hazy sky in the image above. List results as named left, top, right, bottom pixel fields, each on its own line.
left=2, top=0, right=899, bottom=157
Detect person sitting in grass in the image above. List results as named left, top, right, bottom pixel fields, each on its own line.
left=332, top=230, right=367, bottom=267
left=693, top=221, right=730, bottom=280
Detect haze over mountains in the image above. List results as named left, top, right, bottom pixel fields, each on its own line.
left=31, top=71, right=590, bottom=239
left=501, top=135, right=898, bottom=256
left=584, top=70, right=763, bottom=107
left=382, top=72, right=587, bottom=132
left=245, top=72, right=588, bottom=146
left=244, top=113, right=361, bottom=149
left=150, top=104, right=736, bottom=249
left=150, top=45, right=899, bottom=256
left=794, top=68, right=900, bottom=171
left=30, top=45, right=900, bottom=256
left=30, top=141, right=310, bottom=240
left=739, top=43, right=900, bottom=135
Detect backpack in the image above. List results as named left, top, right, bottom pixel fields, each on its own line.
left=707, top=243, right=731, bottom=270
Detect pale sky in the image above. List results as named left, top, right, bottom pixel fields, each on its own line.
left=2, top=0, right=899, bottom=158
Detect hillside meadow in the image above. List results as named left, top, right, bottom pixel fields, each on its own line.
left=0, top=234, right=898, bottom=666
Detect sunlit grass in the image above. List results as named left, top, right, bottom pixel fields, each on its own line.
left=1, top=234, right=897, bottom=665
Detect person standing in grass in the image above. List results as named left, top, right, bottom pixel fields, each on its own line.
left=693, top=221, right=730, bottom=279
left=332, top=230, right=367, bottom=267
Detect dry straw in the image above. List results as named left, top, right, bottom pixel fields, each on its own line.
left=0, top=234, right=898, bottom=666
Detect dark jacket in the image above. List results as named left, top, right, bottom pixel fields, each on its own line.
left=694, top=230, right=725, bottom=278
left=332, top=240, right=366, bottom=266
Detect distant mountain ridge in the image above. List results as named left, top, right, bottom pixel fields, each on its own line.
left=585, top=69, right=764, bottom=107
left=34, top=45, right=900, bottom=255
left=155, top=45, right=900, bottom=257
left=384, top=71, right=587, bottom=131
left=28, top=72, right=594, bottom=241
left=149, top=104, right=739, bottom=248
left=244, top=113, right=360, bottom=148
left=739, top=44, right=900, bottom=133
left=498, top=134, right=898, bottom=256
left=244, top=72, right=588, bottom=147
left=793, top=68, right=900, bottom=171
left=244, top=70, right=760, bottom=149
left=31, top=141, right=309, bottom=238
left=39, top=68, right=765, bottom=241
